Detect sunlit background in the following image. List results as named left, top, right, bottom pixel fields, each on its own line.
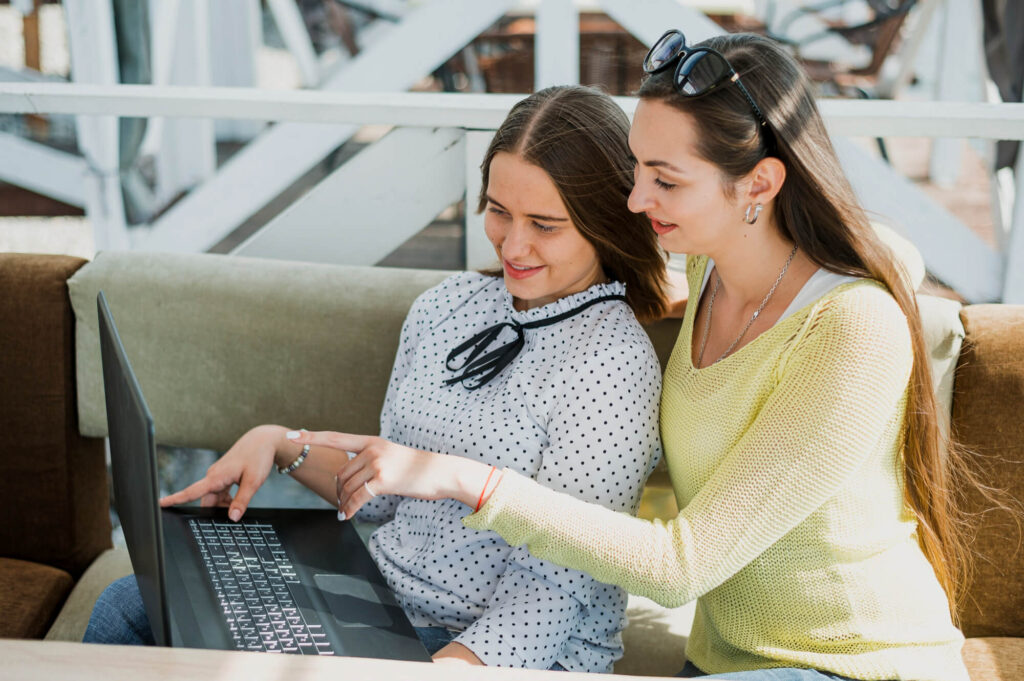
left=1, top=0, right=1021, bottom=534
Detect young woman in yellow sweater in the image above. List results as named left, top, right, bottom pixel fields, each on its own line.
left=290, top=33, right=979, bottom=680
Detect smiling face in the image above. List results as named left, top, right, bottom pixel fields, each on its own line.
left=627, top=98, right=746, bottom=257
left=484, top=152, right=604, bottom=310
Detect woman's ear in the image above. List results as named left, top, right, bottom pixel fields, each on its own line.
left=745, top=156, right=786, bottom=205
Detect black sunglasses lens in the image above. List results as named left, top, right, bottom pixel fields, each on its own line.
left=645, top=31, right=686, bottom=72
left=676, top=50, right=731, bottom=95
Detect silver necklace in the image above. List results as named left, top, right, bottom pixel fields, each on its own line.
left=697, top=245, right=798, bottom=367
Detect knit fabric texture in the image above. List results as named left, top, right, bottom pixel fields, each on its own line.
left=465, top=255, right=968, bottom=681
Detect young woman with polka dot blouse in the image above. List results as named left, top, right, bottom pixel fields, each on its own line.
left=86, top=85, right=670, bottom=672
left=294, top=34, right=1000, bottom=681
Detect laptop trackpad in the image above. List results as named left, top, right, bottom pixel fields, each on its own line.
left=313, top=574, right=395, bottom=628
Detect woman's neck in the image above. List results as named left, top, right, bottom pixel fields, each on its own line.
left=707, top=228, right=805, bottom=307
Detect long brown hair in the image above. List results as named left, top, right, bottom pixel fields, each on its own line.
left=639, top=33, right=982, bottom=619
left=478, top=85, right=668, bottom=323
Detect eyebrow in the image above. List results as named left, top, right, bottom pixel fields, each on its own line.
left=643, top=159, right=686, bottom=174
left=486, top=195, right=569, bottom=222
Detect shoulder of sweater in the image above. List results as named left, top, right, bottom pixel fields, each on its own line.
left=794, top=278, right=912, bottom=355
left=815, top=279, right=907, bottom=328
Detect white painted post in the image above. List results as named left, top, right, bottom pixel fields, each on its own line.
left=63, top=0, right=130, bottom=251
left=535, top=0, right=579, bottom=90
left=154, top=0, right=216, bottom=207
left=267, top=0, right=320, bottom=88
left=209, top=0, right=264, bottom=142
left=1002, top=154, right=1024, bottom=303
left=138, top=0, right=179, bottom=159
left=465, top=130, right=496, bottom=270
left=928, top=0, right=985, bottom=188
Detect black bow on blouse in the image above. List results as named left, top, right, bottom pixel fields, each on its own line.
left=445, top=294, right=627, bottom=390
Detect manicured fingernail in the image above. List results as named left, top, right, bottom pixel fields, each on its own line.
left=229, top=508, right=241, bottom=522
left=337, top=510, right=347, bottom=521
left=285, top=430, right=301, bottom=440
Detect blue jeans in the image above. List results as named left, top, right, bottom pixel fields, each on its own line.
left=677, top=660, right=878, bottom=680
left=85, top=576, right=565, bottom=670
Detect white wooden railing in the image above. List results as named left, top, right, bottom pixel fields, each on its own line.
left=1, top=83, right=1024, bottom=304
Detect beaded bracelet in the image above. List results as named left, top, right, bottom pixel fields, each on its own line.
left=277, top=430, right=310, bottom=474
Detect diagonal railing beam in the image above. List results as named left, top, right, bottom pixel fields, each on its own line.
left=0, top=131, right=88, bottom=207
left=233, top=127, right=465, bottom=266
left=833, top=137, right=1002, bottom=302
left=134, top=0, right=516, bottom=255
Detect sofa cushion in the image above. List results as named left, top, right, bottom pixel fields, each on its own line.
left=68, top=252, right=453, bottom=451
left=617, top=596, right=694, bottom=676
left=917, top=295, right=964, bottom=436
left=0, top=557, right=74, bottom=639
left=45, top=547, right=133, bottom=642
left=962, top=637, right=1024, bottom=681
left=0, top=254, right=111, bottom=576
left=952, top=304, right=1024, bottom=638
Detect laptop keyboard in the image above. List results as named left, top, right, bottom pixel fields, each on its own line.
left=189, top=518, right=336, bottom=655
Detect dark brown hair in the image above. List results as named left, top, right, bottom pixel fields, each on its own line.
left=639, top=33, right=996, bottom=620
left=478, top=85, right=668, bottom=323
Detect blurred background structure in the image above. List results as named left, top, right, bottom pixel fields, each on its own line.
left=1, top=0, right=1023, bottom=532
left=0, top=0, right=1022, bottom=303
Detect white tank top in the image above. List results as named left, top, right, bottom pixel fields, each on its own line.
left=698, top=259, right=859, bottom=327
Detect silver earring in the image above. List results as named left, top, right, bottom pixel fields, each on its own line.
left=744, top=203, right=763, bottom=225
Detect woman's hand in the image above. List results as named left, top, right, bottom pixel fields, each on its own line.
left=159, top=425, right=286, bottom=521
left=286, top=431, right=496, bottom=519
left=432, top=642, right=484, bottom=665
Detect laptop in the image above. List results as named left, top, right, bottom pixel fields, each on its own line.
left=97, top=291, right=429, bottom=660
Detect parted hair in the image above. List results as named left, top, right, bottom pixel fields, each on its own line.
left=478, top=85, right=669, bottom=323
left=639, top=32, right=1002, bottom=621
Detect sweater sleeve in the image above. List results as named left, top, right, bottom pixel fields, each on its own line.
left=464, top=285, right=913, bottom=608
left=455, top=340, right=662, bottom=669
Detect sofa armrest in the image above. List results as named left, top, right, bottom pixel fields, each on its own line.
left=0, top=254, right=111, bottom=576
left=45, top=548, right=133, bottom=642
left=952, top=304, right=1024, bottom=638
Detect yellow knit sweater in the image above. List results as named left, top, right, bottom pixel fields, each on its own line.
left=465, top=255, right=968, bottom=681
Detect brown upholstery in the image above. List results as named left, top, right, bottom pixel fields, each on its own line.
left=0, top=254, right=111, bottom=577
left=952, top=305, right=1024, bottom=638
left=0, top=557, right=73, bottom=639
left=962, top=637, right=1024, bottom=681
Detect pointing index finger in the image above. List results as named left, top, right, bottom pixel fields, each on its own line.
left=159, top=478, right=215, bottom=507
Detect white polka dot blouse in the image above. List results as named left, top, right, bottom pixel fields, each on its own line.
left=356, top=272, right=662, bottom=671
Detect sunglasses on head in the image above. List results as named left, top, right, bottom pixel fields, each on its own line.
left=643, top=30, right=775, bottom=151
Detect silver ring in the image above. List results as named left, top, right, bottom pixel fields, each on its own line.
left=363, top=481, right=377, bottom=498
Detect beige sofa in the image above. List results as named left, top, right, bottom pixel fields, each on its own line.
left=2, top=251, right=1021, bottom=679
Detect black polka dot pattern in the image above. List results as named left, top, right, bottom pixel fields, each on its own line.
left=356, top=272, right=662, bottom=671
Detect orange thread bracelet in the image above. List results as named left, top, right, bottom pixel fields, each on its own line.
left=475, top=466, right=497, bottom=512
